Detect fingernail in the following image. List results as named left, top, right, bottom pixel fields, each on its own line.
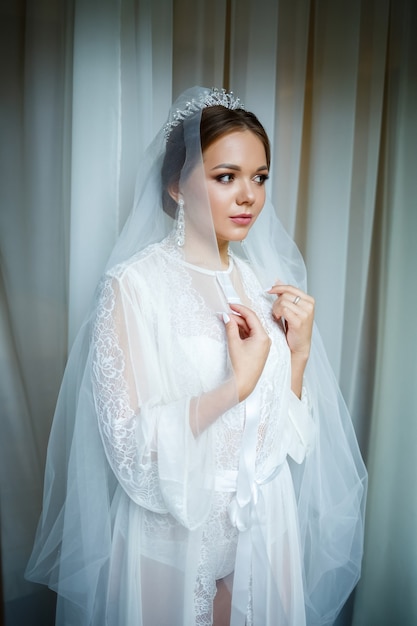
left=222, top=312, right=230, bottom=324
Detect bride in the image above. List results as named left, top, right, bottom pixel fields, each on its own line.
left=26, top=87, right=367, bottom=626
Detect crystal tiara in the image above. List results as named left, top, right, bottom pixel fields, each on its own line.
left=163, top=88, right=244, bottom=138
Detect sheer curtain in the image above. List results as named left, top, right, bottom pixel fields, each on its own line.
left=0, top=3, right=71, bottom=623
left=1, top=1, right=416, bottom=624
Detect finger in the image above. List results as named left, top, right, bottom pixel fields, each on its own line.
left=273, top=305, right=302, bottom=325
left=218, top=310, right=250, bottom=339
left=272, top=296, right=315, bottom=322
left=229, top=303, right=263, bottom=334
left=231, top=313, right=250, bottom=338
left=267, top=284, right=314, bottom=305
left=272, top=300, right=312, bottom=326
left=222, top=312, right=241, bottom=339
left=274, top=298, right=307, bottom=314
left=273, top=305, right=313, bottom=330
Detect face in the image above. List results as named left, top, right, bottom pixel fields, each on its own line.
left=202, top=130, right=269, bottom=250
left=176, top=129, right=269, bottom=260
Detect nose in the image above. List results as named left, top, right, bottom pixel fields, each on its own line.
left=236, top=179, right=255, bottom=206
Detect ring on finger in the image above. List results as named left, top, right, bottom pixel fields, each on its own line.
left=293, top=296, right=301, bottom=305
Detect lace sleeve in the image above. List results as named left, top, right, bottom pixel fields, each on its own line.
left=91, top=273, right=213, bottom=528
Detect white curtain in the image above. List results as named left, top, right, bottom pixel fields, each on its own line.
left=1, top=1, right=416, bottom=624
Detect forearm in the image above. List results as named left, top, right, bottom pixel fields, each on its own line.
left=189, top=377, right=238, bottom=437
left=291, top=354, right=308, bottom=399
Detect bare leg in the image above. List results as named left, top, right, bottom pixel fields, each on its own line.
left=213, top=576, right=232, bottom=626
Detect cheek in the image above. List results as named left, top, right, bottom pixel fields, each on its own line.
left=251, top=188, right=266, bottom=216
left=259, top=186, right=266, bottom=206
left=208, top=187, right=231, bottom=215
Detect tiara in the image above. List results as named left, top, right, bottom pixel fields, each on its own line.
left=163, top=88, right=244, bottom=138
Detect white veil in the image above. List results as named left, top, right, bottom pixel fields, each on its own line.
left=25, top=87, right=367, bottom=626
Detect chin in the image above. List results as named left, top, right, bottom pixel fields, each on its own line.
left=229, top=228, right=252, bottom=241
left=216, top=226, right=254, bottom=247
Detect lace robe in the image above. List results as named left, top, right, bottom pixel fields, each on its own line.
left=91, top=234, right=314, bottom=625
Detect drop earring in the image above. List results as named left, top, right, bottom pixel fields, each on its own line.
left=176, top=198, right=185, bottom=247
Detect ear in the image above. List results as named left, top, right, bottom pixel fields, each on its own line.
left=168, top=183, right=180, bottom=204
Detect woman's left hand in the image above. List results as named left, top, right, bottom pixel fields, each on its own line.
left=267, top=283, right=315, bottom=362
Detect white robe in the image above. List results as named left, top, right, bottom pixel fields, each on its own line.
left=91, top=234, right=315, bottom=625
left=26, top=231, right=365, bottom=626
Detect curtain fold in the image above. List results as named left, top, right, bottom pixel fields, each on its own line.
left=68, top=0, right=174, bottom=343
left=298, top=0, right=363, bottom=375
left=339, top=0, right=390, bottom=428
left=229, top=0, right=279, bottom=140
left=1, top=1, right=416, bottom=624
left=68, top=0, right=124, bottom=343
left=0, top=2, right=173, bottom=623
left=172, top=0, right=227, bottom=96
left=352, top=1, right=417, bottom=623
left=0, top=2, right=70, bottom=613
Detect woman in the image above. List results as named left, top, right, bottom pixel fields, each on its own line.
left=26, top=87, right=367, bottom=626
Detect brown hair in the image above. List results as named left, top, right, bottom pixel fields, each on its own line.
left=161, top=105, right=270, bottom=217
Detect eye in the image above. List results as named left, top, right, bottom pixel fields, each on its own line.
left=216, top=173, right=235, bottom=183
left=253, top=173, right=269, bottom=185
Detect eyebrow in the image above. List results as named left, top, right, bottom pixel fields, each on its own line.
left=210, top=163, right=269, bottom=172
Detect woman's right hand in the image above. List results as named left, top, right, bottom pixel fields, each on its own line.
left=223, top=303, right=271, bottom=402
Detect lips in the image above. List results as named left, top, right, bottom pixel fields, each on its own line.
left=230, top=214, right=253, bottom=225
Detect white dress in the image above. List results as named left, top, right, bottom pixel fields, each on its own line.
left=91, top=233, right=314, bottom=625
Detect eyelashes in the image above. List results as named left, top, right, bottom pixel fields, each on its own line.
left=215, top=173, right=269, bottom=185
left=254, top=174, right=269, bottom=185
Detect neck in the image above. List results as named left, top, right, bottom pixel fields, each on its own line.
left=181, top=223, right=229, bottom=270
left=217, top=239, right=230, bottom=269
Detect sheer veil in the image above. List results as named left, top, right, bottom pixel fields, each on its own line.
left=25, top=86, right=367, bottom=626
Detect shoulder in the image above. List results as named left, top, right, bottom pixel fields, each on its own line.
left=97, top=236, right=183, bottom=310
left=94, top=242, right=169, bottom=321
left=106, top=240, right=170, bottom=284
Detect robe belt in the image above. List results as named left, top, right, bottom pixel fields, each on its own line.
left=209, top=464, right=284, bottom=529
left=205, top=386, right=280, bottom=626
left=207, top=463, right=285, bottom=626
